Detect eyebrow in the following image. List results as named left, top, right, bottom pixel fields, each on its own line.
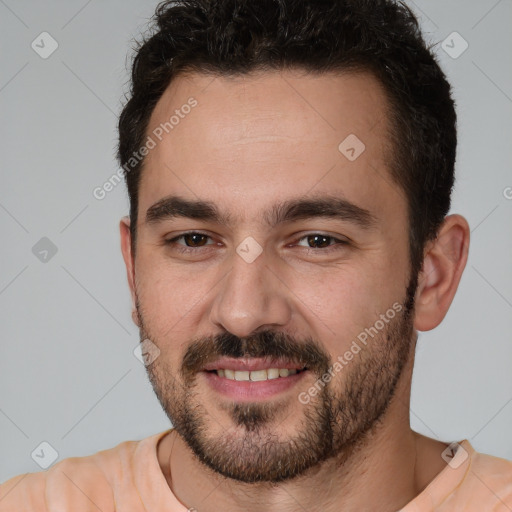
left=145, top=194, right=378, bottom=230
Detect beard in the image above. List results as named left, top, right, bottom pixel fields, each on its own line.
left=136, top=273, right=417, bottom=484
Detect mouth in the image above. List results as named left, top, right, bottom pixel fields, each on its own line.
left=206, top=367, right=306, bottom=381
left=201, top=358, right=309, bottom=401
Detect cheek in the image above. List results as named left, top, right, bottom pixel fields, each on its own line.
left=134, top=255, right=197, bottom=336
left=134, top=252, right=226, bottom=354
left=283, top=267, right=377, bottom=352
left=287, top=260, right=404, bottom=356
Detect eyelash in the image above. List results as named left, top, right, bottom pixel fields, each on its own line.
left=164, top=231, right=349, bottom=254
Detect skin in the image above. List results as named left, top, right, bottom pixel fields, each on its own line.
left=120, top=69, right=470, bottom=511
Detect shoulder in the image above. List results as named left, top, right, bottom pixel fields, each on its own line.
left=0, top=438, right=141, bottom=512
left=469, top=448, right=512, bottom=487
left=458, top=446, right=512, bottom=511
left=471, top=449, right=512, bottom=472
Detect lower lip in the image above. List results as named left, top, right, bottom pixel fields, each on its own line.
left=202, top=370, right=307, bottom=401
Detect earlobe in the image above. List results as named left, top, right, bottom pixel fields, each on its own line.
left=413, top=214, right=470, bottom=332
left=132, top=308, right=141, bottom=327
left=120, top=216, right=140, bottom=327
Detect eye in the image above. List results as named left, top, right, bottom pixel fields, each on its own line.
left=163, top=231, right=348, bottom=256
left=164, top=232, right=216, bottom=252
left=295, top=233, right=348, bottom=251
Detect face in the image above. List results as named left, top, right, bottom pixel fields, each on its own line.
left=124, top=69, right=417, bottom=483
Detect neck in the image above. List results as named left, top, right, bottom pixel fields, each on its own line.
left=158, top=356, right=447, bottom=511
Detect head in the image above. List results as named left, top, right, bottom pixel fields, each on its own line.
left=118, top=0, right=469, bottom=483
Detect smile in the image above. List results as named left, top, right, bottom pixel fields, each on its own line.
left=210, top=368, right=304, bottom=381
left=201, top=358, right=309, bottom=401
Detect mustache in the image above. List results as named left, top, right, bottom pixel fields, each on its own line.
left=181, top=330, right=331, bottom=381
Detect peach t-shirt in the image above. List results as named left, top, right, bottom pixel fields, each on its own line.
left=1, top=429, right=511, bottom=511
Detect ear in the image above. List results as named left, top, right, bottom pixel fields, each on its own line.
left=120, top=216, right=140, bottom=327
left=413, top=214, right=470, bottom=332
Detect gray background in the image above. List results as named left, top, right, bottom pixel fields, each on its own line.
left=1, top=0, right=511, bottom=482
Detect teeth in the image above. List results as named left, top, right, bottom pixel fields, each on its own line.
left=267, top=368, right=280, bottom=380
left=215, top=368, right=302, bottom=380
left=250, top=370, right=268, bottom=381
left=234, top=370, right=250, bottom=381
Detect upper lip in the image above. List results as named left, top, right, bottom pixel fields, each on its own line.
left=202, top=357, right=306, bottom=372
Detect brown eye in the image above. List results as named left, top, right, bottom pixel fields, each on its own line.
left=306, top=235, right=331, bottom=248
left=182, top=233, right=209, bottom=247
left=294, top=233, right=349, bottom=253
left=164, top=232, right=215, bottom=251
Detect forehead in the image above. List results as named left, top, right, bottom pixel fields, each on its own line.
left=138, top=69, right=404, bottom=227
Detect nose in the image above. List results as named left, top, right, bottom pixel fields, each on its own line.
left=208, top=244, right=292, bottom=338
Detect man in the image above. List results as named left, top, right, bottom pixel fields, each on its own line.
left=1, top=0, right=511, bottom=510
